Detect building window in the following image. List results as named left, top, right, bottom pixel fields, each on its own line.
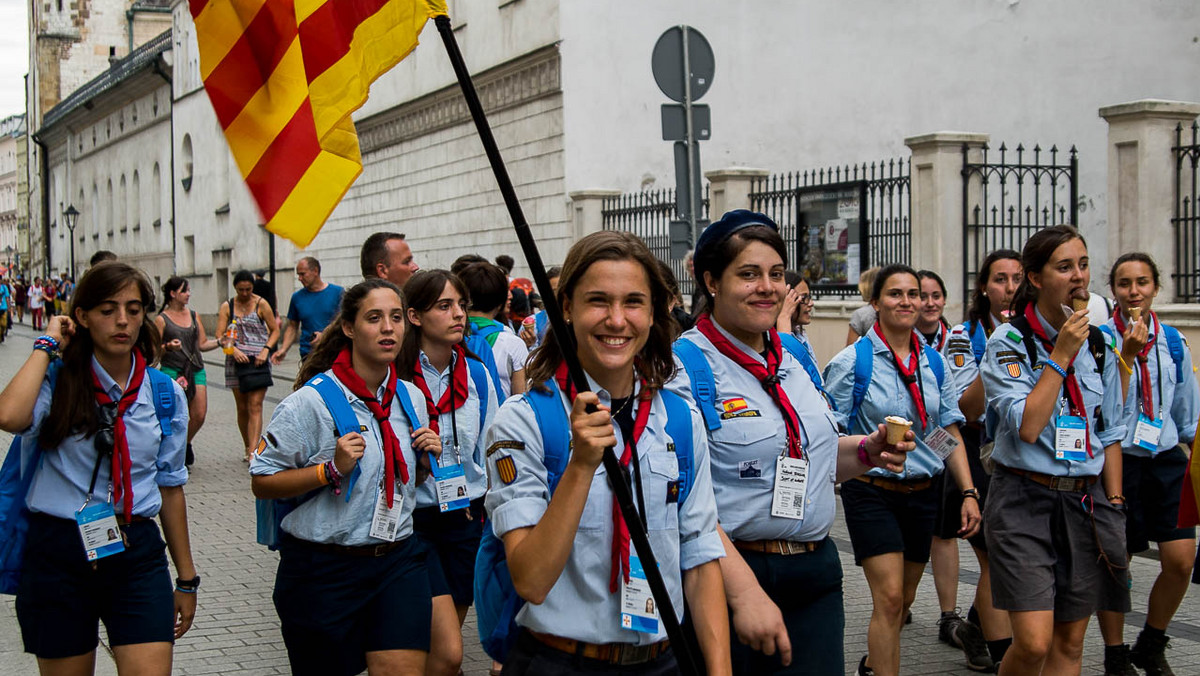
left=181, top=135, right=193, bottom=191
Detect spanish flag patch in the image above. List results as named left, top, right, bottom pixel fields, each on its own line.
left=495, top=455, right=518, bottom=485
left=722, top=398, right=749, bottom=413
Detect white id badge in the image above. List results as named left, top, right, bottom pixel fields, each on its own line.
left=1055, top=415, right=1088, bottom=462
left=75, top=502, right=125, bottom=562
left=434, top=463, right=470, bottom=513
left=925, top=427, right=960, bottom=461
left=770, top=456, right=808, bottom=520
left=619, top=554, right=660, bottom=634
left=1134, top=414, right=1164, bottom=452
left=369, top=484, right=404, bottom=542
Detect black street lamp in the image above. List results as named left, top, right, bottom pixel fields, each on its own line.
left=63, top=205, right=80, bottom=277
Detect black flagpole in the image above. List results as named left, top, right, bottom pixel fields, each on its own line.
left=433, top=15, right=702, bottom=675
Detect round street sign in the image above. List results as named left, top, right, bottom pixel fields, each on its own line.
left=651, top=26, right=715, bottom=103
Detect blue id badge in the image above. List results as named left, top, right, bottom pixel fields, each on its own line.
left=620, top=554, right=660, bottom=634
left=1055, top=415, right=1088, bottom=462
left=433, top=463, right=470, bottom=513
left=75, top=502, right=125, bottom=562
left=1133, top=414, right=1165, bottom=452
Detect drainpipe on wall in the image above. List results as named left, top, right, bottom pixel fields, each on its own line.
left=151, top=56, right=177, bottom=274
left=30, top=132, right=50, bottom=278
left=126, top=10, right=135, bottom=54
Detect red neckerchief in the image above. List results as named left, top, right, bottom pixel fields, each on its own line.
left=1114, top=310, right=1157, bottom=417
left=872, top=322, right=930, bottom=430
left=409, top=344, right=469, bottom=436
left=695, top=313, right=805, bottom=459
left=91, top=351, right=146, bottom=521
left=552, top=360, right=654, bottom=593
left=1024, top=304, right=1092, bottom=457
left=331, top=348, right=408, bottom=506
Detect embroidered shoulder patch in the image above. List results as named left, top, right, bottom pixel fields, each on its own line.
left=487, top=440, right=525, bottom=457
left=494, top=454, right=518, bottom=484
left=1006, top=362, right=1022, bottom=379
left=721, top=410, right=762, bottom=420
left=722, top=398, right=749, bottom=413
left=1007, top=330, right=1022, bottom=343
left=953, top=354, right=966, bottom=368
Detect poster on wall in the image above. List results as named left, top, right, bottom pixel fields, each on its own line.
left=797, top=182, right=868, bottom=294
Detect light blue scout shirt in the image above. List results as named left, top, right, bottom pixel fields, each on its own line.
left=944, top=318, right=999, bottom=424
left=982, top=309, right=1127, bottom=477
left=24, top=356, right=189, bottom=520
left=484, top=374, right=724, bottom=646
left=824, top=330, right=965, bottom=480
left=413, top=349, right=498, bottom=508
left=668, top=323, right=840, bottom=542
left=1104, top=315, right=1200, bottom=457
left=250, top=369, right=428, bottom=546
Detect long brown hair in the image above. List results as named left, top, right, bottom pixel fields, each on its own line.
left=40, top=262, right=161, bottom=449
left=396, top=270, right=479, bottom=380
left=526, top=231, right=677, bottom=392
left=1012, top=225, right=1086, bottom=315
left=295, top=278, right=403, bottom=388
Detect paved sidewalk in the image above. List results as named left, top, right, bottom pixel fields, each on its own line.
left=2, top=322, right=1200, bottom=674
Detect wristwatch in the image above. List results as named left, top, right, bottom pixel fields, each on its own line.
left=961, top=488, right=981, bottom=501
left=175, top=575, right=201, bottom=592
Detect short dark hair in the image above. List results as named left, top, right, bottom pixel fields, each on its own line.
left=360, top=232, right=405, bottom=278
left=495, top=255, right=514, bottom=274
left=233, top=270, right=255, bottom=286
left=451, top=254, right=488, bottom=276
left=298, top=256, right=321, bottom=274
left=916, top=270, right=947, bottom=298
left=1109, top=252, right=1161, bottom=291
left=89, top=250, right=117, bottom=266
left=871, top=264, right=920, bottom=302
left=458, top=262, right=508, bottom=314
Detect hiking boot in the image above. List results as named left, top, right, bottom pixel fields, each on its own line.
left=1104, top=644, right=1139, bottom=676
left=937, top=610, right=967, bottom=648
left=1131, top=631, right=1174, bottom=676
left=955, top=619, right=995, bottom=672
left=857, top=655, right=875, bottom=676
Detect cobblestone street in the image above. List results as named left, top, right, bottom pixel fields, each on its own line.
left=3, top=322, right=1200, bottom=675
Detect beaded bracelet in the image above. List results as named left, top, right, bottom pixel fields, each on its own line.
left=33, top=335, right=60, bottom=359
left=1044, top=359, right=1068, bottom=379
left=857, top=437, right=876, bottom=468
left=324, top=460, right=343, bottom=495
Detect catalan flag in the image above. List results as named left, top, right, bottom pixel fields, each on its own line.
left=189, top=0, right=446, bottom=246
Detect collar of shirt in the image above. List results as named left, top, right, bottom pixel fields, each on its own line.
left=705, top=317, right=771, bottom=367
left=91, top=354, right=136, bottom=401
left=1033, top=306, right=1059, bottom=340
left=418, top=348, right=460, bottom=400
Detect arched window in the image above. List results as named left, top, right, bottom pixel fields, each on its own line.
left=152, top=163, right=162, bottom=227
left=181, top=134, right=194, bottom=191
left=118, top=174, right=127, bottom=232
left=131, top=170, right=141, bottom=229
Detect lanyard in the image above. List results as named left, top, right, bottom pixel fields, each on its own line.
left=1024, top=305, right=1093, bottom=458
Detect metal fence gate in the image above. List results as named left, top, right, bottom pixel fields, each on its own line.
left=1173, top=122, right=1200, bottom=302
left=601, top=187, right=709, bottom=300
left=962, top=143, right=1077, bottom=299
left=748, top=159, right=911, bottom=299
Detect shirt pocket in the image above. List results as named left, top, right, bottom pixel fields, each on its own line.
left=713, top=415, right=777, bottom=485
left=644, top=452, right=681, bottom=531
left=1078, top=370, right=1105, bottom=421
left=577, top=465, right=611, bottom=531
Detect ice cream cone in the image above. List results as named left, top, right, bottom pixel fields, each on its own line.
left=1130, top=307, right=1142, bottom=322
left=884, top=416, right=912, bottom=445
left=1071, top=296, right=1089, bottom=313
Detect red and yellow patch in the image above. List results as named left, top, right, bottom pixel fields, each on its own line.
left=495, top=455, right=518, bottom=485
left=953, top=354, right=965, bottom=368
left=1006, top=362, right=1022, bottom=379
left=722, top=398, right=749, bottom=413
left=253, top=436, right=267, bottom=456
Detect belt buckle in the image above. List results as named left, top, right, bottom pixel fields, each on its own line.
left=1049, top=476, right=1079, bottom=492
left=616, top=643, right=653, bottom=665
left=782, top=540, right=800, bottom=555
left=373, top=544, right=390, bottom=557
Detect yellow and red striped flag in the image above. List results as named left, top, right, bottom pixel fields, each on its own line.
left=189, top=0, right=446, bottom=246
left=1179, top=413, right=1200, bottom=527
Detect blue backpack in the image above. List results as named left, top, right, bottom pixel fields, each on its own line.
left=473, top=381, right=697, bottom=662
left=254, top=373, right=422, bottom=550
left=965, top=320, right=988, bottom=366
left=1099, top=323, right=1186, bottom=382
left=674, top=332, right=832, bottom=433
left=846, top=336, right=945, bottom=429
left=0, top=362, right=176, bottom=594
left=465, top=324, right=508, bottom=399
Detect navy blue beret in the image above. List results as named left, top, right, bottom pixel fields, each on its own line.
left=694, top=209, right=779, bottom=260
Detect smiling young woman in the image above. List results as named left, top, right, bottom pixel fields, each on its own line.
left=485, top=230, right=731, bottom=675
left=0, top=261, right=196, bottom=676
left=251, top=278, right=442, bottom=676
left=396, top=269, right=500, bottom=676
left=980, top=226, right=1130, bottom=676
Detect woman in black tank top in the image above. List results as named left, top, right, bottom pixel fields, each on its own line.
left=156, top=277, right=220, bottom=465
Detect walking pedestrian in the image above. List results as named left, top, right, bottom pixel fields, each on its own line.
left=670, top=210, right=913, bottom=675
left=216, top=271, right=279, bottom=462
left=980, top=225, right=1130, bottom=675
left=28, top=276, right=44, bottom=331
left=250, top=278, right=441, bottom=676
left=484, top=230, right=732, bottom=675
left=1095, top=252, right=1198, bottom=676
left=272, top=257, right=343, bottom=364
left=459, top=262, right=529, bottom=396
left=14, top=277, right=27, bottom=324
left=155, top=277, right=220, bottom=466
left=825, top=263, right=980, bottom=676
left=0, top=261, right=197, bottom=675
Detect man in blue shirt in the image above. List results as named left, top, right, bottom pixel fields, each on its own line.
left=271, top=256, right=343, bottom=363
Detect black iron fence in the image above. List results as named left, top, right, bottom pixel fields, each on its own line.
left=962, top=143, right=1077, bottom=299
left=748, top=159, right=911, bottom=299
left=601, top=186, right=709, bottom=300
left=1173, top=122, right=1200, bottom=302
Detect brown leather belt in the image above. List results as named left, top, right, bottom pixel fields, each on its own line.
left=853, top=475, right=933, bottom=493
left=293, top=538, right=405, bottom=558
left=116, top=515, right=151, bottom=526
left=1002, top=466, right=1098, bottom=493
left=733, top=539, right=821, bottom=555
left=528, top=630, right=670, bottom=665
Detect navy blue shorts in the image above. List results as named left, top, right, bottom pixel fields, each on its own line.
left=274, top=535, right=433, bottom=676
left=413, top=497, right=485, bottom=606
left=1123, top=448, right=1196, bottom=553
left=840, top=477, right=940, bottom=565
left=17, top=513, right=174, bottom=659
left=934, top=425, right=990, bottom=550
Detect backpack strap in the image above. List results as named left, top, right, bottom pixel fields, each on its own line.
left=476, top=321, right=503, bottom=347
left=466, top=357, right=491, bottom=429
left=465, top=333, right=507, bottom=399
left=778, top=333, right=835, bottom=410
left=968, top=320, right=987, bottom=366
left=1008, top=315, right=1042, bottom=368
left=923, top=345, right=946, bottom=389
left=660, top=390, right=696, bottom=505
left=144, top=368, right=176, bottom=437
left=1162, top=324, right=1186, bottom=382
left=524, top=382, right=571, bottom=493
left=1087, top=326, right=1107, bottom=375
left=849, top=336, right=874, bottom=427
left=304, top=373, right=365, bottom=498
left=673, top=337, right=722, bottom=432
